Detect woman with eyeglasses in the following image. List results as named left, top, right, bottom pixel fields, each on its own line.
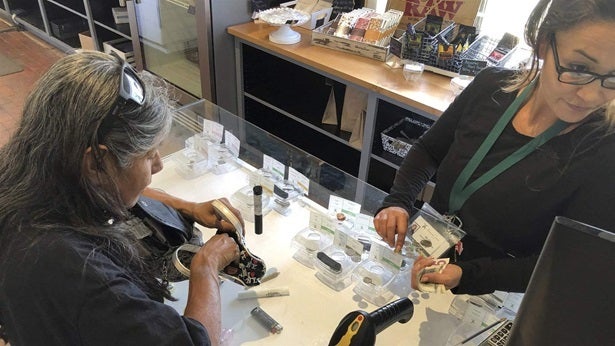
left=0, top=51, right=241, bottom=345
left=374, top=0, right=615, bottom=295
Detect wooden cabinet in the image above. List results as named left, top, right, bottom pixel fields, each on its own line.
left=228, top=22, right=454, bottom=193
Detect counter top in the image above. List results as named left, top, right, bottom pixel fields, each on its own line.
left=227, top=21, right=456, bottom=117
left=155, top=158, right=457, bottom=346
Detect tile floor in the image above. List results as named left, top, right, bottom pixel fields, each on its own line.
left=0, top=18, right=65, bottom=147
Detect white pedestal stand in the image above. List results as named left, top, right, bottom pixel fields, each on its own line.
left=269, top=24, right=301, bottom=45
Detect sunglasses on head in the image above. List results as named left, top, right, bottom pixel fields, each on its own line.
left=95, top=53, right=145, bottom=143
left=110, top=53, right=145, bottom=114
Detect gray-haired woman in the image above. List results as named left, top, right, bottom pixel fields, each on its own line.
left=0, top=51, right=239, bottom=345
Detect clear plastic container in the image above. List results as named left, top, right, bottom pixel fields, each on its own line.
left=408, top=203, right=466, bottom=258
left=229, top=185, right=272, bottom=223
left=291, top=228, right=333, bottom=268
left=172, top=148, right=209, bottom=179
left=402, top=61, right=425, bottom=81
left=388, top=257, right=414, bottom=298
left=352, top=259, right=396, bottom=305
left=314, top=245, right=361, bottom=291
left=272, top=181, right=301, bottom=216
left=208, top=142, right=238, bottom=175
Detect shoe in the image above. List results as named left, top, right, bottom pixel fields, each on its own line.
left=172, top=201, right=267, bottom=286
left=211, top=199, right=267, bottom=287
left=172, top=243, right=201, bottom=278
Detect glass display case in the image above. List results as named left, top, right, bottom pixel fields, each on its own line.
left=134, top=0, right=202, bottom=98
left=152, top=99, right=460, bottom=345
left=131, top=0, right=252, bottom=112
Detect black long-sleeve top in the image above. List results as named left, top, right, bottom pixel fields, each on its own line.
left=381, top=67, right=615, bottom=294
left=0, top=228, right=211, bottom=345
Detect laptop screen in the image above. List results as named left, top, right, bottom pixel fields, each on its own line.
left=506, top=216, right=615, bottom=345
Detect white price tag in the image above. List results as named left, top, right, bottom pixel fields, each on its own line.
left=263, top=154, right=285, bottom=180
left=328, top=196, right=361, bottom=219
left=309, top=210, right=335, bottom=236
left=224, top=130, right=240, bottom=157
left=202, top=118, right=224, bottom=144
left=369, top=242, right=403, bottom=271
left=288, top=167, right=309, bottom=195
left=354, top=213, right=376, bottom=234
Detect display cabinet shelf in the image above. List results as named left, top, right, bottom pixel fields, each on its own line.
left=2, top=0, right=131, bottom=53
left=46, top=0, right=85, bottom=18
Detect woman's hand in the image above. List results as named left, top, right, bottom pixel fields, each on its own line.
left=141, top=188, right=245, bottom=235
left=411, top=256, right=462, bottom=291
left=191, top=233, right=240, bottom=274
left=373, top=206, right=410, bottom=252
left=184, top=232, right=239, bottom=343
left=190, top=197, right=245, bottom=235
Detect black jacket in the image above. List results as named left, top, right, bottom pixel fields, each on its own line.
left=0, top=227, right=210, bottom=345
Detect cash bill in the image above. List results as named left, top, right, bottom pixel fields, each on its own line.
left=417, top=258, right=450, bottom=293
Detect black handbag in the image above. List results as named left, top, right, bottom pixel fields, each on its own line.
left=125, top=195, right=266, bottom=286
left=125, top=195, right=201, bottom=282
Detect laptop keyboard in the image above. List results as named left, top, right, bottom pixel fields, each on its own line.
left=479, top=320, right=513, bottom=346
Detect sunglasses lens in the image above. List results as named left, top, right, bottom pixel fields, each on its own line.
left=122, top=71, right=144, bottom=104
left=119, top=64, right=145, bottom=105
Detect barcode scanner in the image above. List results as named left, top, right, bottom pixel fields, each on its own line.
left=328, top=298, right=414, bottom=346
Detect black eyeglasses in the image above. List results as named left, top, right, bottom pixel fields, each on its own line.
left=550, top=36, right=615, bottom=89
left=96, top=57, right=145, bottom=142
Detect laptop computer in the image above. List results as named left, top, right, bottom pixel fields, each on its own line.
left=481, top=216, right=615, bottom=345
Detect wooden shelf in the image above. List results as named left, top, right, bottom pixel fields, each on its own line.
left=228, top=21, right=456, bottom=118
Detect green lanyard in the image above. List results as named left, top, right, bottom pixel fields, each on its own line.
left=448, top=80, right=568, bottom=214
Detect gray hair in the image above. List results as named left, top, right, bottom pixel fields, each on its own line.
left=0, top=51, right=173, bottom=231
left=0, top=51, right=176, bottom=301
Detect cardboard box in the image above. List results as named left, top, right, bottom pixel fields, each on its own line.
left=281, top=1, right=334, bottom=30
left=50, top=17, right=88, bottom=40
left=311, top=21, right=390, bottom=61
left=386, top=0, right=480, bottom=28
left=103, top=38, right=135, bottom=65
left=112, top=7, right=129, bottom=24
left=78, top=31, right=95, bottom=50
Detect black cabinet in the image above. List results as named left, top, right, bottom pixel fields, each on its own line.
left=3, top=0, right=130, bottom=51
left=6, top=0, right=45, bottom=31
left=236, top=41, right=441, bottom=194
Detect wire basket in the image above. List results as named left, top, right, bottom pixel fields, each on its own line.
left=400, top=18, right=455, bottom=65
left=439, top=35, right=518, bottom=74
left=445, top=35, right=501, bottom=72
left=396, top=20, right=518, bottom=76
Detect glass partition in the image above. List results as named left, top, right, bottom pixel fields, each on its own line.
left=165, top=99, right=388, bottom=215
